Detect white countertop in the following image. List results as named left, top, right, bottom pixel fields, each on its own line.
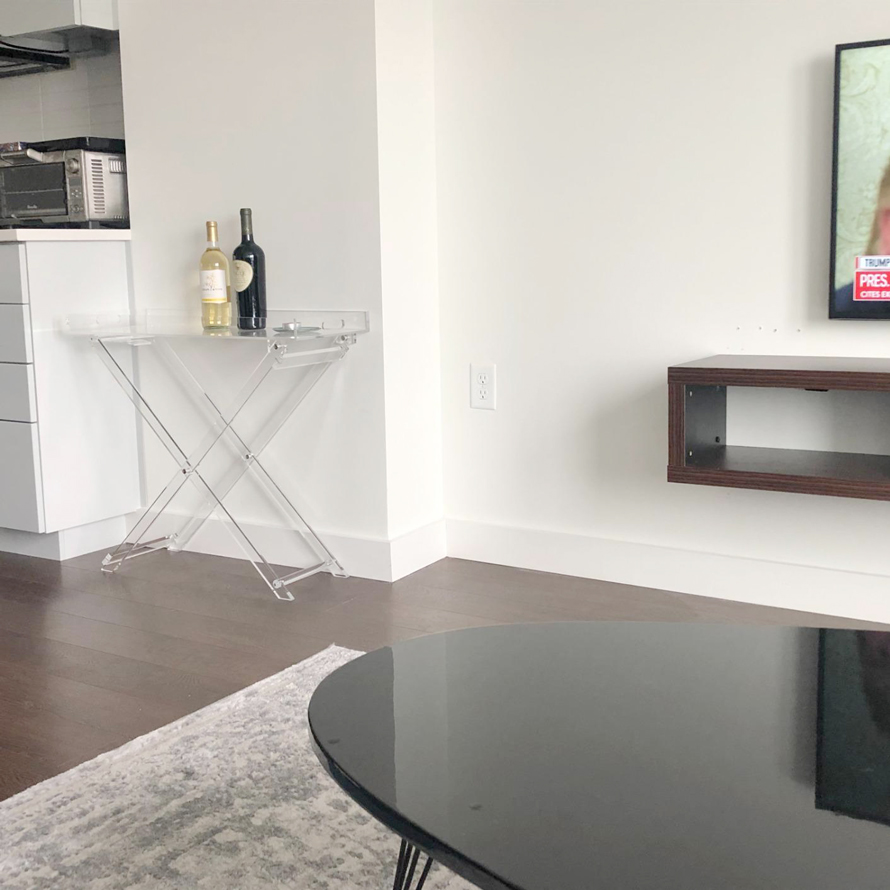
left=0, top=229, right=131, bottom=242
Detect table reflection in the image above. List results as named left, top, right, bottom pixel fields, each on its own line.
left=819, top=629, right=890, bottom=828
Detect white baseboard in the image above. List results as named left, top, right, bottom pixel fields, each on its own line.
left=0, top=527, right=64, bottom=560
left=7, top=505, right=883, bottom=624
left=389, top=520, right=447, bottom=581
left=57, top=515, right=132, bottom=560
left=0, top=515, right=129, bottom=561
left=121, top=510, right=446, bottom=583
left=446, top=518, right=890, bottom=625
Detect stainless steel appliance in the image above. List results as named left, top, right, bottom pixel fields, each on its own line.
left=0, top=137, right=128, bottom=228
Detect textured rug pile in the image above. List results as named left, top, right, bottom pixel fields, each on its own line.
left=0, top=645, right=472, bottom=889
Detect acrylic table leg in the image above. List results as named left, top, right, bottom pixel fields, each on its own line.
left=150, top=338, right=346, bottom=575
left=94, top=337, right=284, bottom=587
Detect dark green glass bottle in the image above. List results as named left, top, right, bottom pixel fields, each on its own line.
left=232, top=208, right=266, bottom=330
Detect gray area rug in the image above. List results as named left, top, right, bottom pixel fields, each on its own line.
left=0, top=645, right=473, bottom=889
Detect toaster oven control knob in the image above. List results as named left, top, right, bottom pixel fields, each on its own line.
left=66, top=157, right=81, bottom=174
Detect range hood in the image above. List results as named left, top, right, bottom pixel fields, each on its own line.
left=0, top=0, right=117, bottom=78
left=0, top=41, right=71, bottom=79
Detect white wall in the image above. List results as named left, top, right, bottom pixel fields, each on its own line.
left=115, top=0, right=890, bottom=614
left=118, top=0, right=391, bottom=563
left=0, top=46, right=124, bottom=142
left=434, top=1, right=890, bottom=620
left=374, top=0, right=446, bottom=570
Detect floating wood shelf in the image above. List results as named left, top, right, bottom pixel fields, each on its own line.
left=668, top=355, right=890, bottom=501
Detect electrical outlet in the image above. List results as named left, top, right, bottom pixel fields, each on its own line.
left=471, top=363, right=496, bottom=410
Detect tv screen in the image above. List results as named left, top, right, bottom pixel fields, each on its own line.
left=830, top=39, right=890, bottom=319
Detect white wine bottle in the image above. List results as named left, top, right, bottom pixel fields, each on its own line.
left=200, top=220, right=232, bottom=329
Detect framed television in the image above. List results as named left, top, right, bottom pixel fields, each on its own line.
left=830, top=39, right=890, bottom=319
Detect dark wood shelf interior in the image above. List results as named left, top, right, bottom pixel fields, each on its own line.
left=685, top=446, right=890, bottom=483
left=668, top=356, right=890, bottom=501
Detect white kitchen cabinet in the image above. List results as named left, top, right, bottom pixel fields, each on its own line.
left=0, top=0, right=117, bottom=36
left=0, top=245, right=27, bottom=303
left=0, top=304, right=32, bottom=362
left=0, top=363, right=37, bottom=422
left=0, top=421, right=43, bottom=531
left=0, top=232, right=140, bottom=556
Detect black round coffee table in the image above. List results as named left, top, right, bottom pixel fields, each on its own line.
left=308, top=622, right=890, bottom=890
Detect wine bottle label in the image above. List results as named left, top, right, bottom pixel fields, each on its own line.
left=200, top=269, right=227, bottom=303
left=232, top=260, right=254, bottom=293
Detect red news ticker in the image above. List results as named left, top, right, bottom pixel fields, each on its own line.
left=854, top=269, right=890, bottom=301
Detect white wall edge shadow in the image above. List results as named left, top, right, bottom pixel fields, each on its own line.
left=445, top=518, right=890, bottom=625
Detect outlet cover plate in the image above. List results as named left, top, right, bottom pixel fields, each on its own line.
left=471, top=363, right=496, bottom=410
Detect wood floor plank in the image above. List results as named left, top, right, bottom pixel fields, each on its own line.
left=327, top=594, right=507, bottom=634
left=0, top=549, right=294, bottom=603
left=261, top=609, right=422, bottom=652
left=62, top=548, right=295, bottom=579
left=403, top=557, right=630, bottom=597
left=0, top=579, right=329, bottom=664
left=0, top=597, right=293, bottom=687
left=0, top=659, right=191, bottom=739
left=59, top=550, right=350, bottom=601
left=52, top=563, right=359, bottom=624
left=3, top=568, right=400, bottom=652
left=395, top=561, right=681, bottom=611
left=0, top=696, right=123, bottom=766
left=397, top=559, right=886, bottom=629
left=0, top=747, right=64, bottom=802
left=0, top=628, right=237, bottom=705
left=386, top=580, right=701, bottom=623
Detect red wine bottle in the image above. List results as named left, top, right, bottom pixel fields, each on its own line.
left=232, top=208, right=266, bottom=330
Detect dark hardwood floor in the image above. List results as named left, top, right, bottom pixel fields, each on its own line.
left=0, top=547, right=883, bottom=802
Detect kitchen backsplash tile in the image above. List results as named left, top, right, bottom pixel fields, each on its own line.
left=42, top=107, right=92, bottom=142
left=0, top=44, right=124, bottom=144
left=90, top=102, right=125, bottom=125
left=1, top=113, right=44, bottom=144
left=37, top=63, right=90, bottom=94
left=87, top=85, right=124, bottom=108
left=41, top=86, right=92, bottom=113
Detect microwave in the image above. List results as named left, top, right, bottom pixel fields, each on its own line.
left=0, top=137, right=128, bottom=228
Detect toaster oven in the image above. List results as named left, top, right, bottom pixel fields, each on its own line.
left=0, top=137, right=128, bottom=228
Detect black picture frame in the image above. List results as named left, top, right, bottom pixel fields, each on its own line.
left=830, top=38, right=890, bottom=320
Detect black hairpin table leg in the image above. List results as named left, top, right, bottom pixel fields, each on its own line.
left=391, top=838, right=434, bottom=890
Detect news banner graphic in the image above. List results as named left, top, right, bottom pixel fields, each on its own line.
left=854, top=256, right=890, bottom=301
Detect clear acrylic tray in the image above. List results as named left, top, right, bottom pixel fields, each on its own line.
left=60, top=308, right=369, bottom=341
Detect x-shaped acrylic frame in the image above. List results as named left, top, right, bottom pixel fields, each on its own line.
left=92, top=331, right=353, bottom=599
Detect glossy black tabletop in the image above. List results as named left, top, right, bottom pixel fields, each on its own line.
left=308, top=622, right=890, bottom=890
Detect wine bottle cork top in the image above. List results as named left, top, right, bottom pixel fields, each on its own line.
left=206, top=220, right=218, bottom=241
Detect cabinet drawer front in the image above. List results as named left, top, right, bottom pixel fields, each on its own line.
left=0, top=363, right=36, bottom=421
left=0, top=303, right=32, bottom=362
left=0, top=420, right=43, bottom=532
left=0, top=245, right=28, bottom=303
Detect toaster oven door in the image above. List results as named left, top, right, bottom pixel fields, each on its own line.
left=0, top=163, right=68, bottom=220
